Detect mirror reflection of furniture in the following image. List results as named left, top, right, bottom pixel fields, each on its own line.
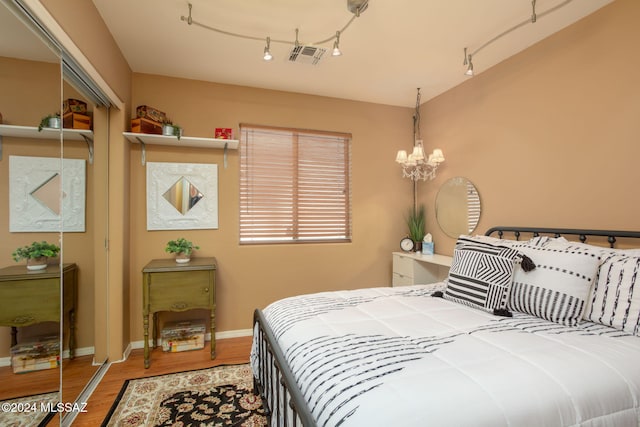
left=0, top=263, right=77, bottom=355
left=435, top=176, right=481, bottom=238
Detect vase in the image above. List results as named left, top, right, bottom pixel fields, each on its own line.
left=175, top=253, right=191, bottom=264
left=26, top=256, right=48, bottom=271
left=162, top=124, right=175, bottom=136
left=48, top=117, right=61, bottom=129
left=413, top=240, right=423, bottom=253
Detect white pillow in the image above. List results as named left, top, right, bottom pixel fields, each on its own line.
left=508, top=242, right=601, bottom=326
left=584, top=252, right=640, bottom=335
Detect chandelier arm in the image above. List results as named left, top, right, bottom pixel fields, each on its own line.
left=181, top=5, right=361, bottom=47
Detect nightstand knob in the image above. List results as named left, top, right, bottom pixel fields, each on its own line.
left=204, top=288, right=209, bottom=292
left=171, top=302, right=187, bottom=310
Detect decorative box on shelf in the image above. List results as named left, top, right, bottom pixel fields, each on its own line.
left=63, top=112, right=91, bottom=130
left=131, top=117, right=162, bottom=135
left=161, top=320, right=205, bottom=352
left=63, top=98, right=87, bottom=114
left=11, top=336, right=60, bottom=374
left=214, top=128, right=233, bottom=139
left=136, top=105, right=167, bottom=124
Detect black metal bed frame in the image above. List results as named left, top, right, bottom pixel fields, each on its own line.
left=252, top=226, right=640, bottom=427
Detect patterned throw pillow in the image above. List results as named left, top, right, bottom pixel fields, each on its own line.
left=584, top=252, right=640, bottom=335
left=444, top=238, right=529, bottom=315
left=508, top=242, right=601, bottom=326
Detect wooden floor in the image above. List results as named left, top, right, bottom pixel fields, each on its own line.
left=66, top=336, right=253, bottom=426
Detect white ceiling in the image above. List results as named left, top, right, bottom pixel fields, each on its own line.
left=3, top=0, right=615, bottom=107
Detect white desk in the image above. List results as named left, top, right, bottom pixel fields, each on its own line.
left=392, top=252, right=452, bottom=286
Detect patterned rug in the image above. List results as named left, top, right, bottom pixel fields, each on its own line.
left=101, top=363, right=267, bottom=426
left=0, top=391, right=58, bottom=427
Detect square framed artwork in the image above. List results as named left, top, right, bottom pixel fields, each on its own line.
left=146, top=162, right=218, bottom=230
left=9, top=155, right=86, bottom=232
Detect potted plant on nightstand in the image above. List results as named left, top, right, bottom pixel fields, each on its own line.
left=12, top=241, right=60, bottom=270
left=406, top=205, right=426, bottom=253
left=38, top=113, right=61, bottom=131
left=165, top=238, right=199, bottom=263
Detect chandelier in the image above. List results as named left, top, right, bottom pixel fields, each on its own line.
left=395, top=88, right=445, bottom=181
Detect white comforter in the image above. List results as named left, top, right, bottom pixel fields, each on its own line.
left=252, top=284, right=640, bottom=427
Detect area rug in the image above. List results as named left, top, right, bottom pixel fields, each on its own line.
left=0, top=391, right=58, bottom=427
left=102, top=363, right=267, bottom=426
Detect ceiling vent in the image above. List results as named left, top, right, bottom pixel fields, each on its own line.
left=288, top=45, right=326, bottom=65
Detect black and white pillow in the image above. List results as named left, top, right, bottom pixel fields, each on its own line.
left=584, top=251, right=640, bottom=336
left=509, top=242, right=601, bottom=326
left=444, top=238, right=527, bottom=315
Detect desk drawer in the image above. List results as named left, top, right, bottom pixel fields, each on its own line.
left=393, top=253, right=415, bottom=278
left=392, top=272, right=414, bottom=286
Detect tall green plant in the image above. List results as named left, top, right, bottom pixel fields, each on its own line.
left=406, top=205, right=426, bottom=242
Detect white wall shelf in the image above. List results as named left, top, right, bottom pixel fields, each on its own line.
left=0, top=124, right=94, bottom=163
left=123, top=132, right=239, bottom=167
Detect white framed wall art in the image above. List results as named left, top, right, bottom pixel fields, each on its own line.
left=146, top=161, right=218, bottom=231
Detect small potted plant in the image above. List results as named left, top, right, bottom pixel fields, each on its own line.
left=38, top=113, right=61, bottom=132
left=165, top=237, right=199, bottom=263
left=162, top=119, right=182, bottom=140
left=406, top=205, right=426, bottom=252
left=12, top=241, right=61, bottom=270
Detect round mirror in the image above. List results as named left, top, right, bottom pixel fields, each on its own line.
left=436, top=177, right=481, bottom=238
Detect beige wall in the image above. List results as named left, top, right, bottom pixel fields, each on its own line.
left=421, top=0, right=640, bottom=255
left=128, top=74, right=415, bottom=337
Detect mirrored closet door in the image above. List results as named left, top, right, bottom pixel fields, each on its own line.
left=0, top=0, right=63, bottom=407
left=0, top=1, right=110, bottom=425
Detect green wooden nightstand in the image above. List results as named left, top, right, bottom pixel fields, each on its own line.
left=142, top=257, right=217, bottom=368
left=0, top=263, right=77, bottom=357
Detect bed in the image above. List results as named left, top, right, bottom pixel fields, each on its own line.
left=251, top=227, right=640, bottom=426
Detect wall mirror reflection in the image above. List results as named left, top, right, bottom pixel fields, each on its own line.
left=435, top=176, right=481, bottom=238
left=163, top=176, right=204, bottom=214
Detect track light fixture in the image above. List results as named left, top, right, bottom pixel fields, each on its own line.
left=462, top=0, right=571, bottom=76
left=463, top=48, right=474, bottom=77
left=332, top=31, right=342, bottom=56
left=181, top=1, right=368, bottom=62
left=263, top=37, right=273, bottom=61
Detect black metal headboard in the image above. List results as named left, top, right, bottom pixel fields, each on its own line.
left=485, top=226, right=640, bottom=248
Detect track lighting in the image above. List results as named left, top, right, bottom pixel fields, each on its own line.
left=464, top=49, right=474, bottom=77
left=332, top=31, right=342, bottom=56
left=181, top=1, right=368, bottom=62
left=263, top=37, right=273, bottom=61
left=462, top=0, right=571, bottom=76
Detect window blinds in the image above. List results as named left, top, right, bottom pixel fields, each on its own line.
left=240, top=124, right=352, bottom=244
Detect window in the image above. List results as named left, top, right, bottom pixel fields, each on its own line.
left=240, top=124, right=352, bottom=244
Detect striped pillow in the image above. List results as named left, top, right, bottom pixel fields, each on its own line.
left=444, top=239, right=524, bottom=314
left=584, top=253, right=640, bottom=335
left=509, top=243, right=601, bottom=326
